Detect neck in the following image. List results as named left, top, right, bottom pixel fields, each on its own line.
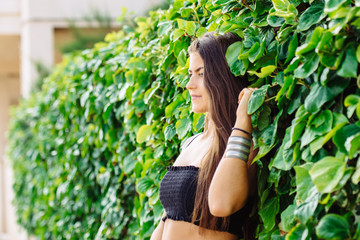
left=203, top=113, right=216, bottom=139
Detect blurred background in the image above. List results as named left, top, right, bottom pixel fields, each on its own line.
left=0, top=0, right=166, bottom=239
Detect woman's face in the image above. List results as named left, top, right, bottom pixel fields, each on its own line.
left=187, top=52, right=211, bottom=113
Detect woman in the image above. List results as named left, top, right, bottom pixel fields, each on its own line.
left=151, top=32, right=257, bottom=240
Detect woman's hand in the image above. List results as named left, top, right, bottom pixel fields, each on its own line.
left=234, top=88, right=257, bottom=132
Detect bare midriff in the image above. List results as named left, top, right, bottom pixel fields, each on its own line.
left=162, top=219, right=238, bottom=240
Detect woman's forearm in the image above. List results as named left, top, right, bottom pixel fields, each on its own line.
left=208, top=117, right=253, bottom=217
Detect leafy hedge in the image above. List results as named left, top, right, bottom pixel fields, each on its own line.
left=8, top=0, right=360, bottom=239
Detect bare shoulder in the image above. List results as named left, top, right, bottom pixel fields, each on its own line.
left=181, top=133, right=202, bottom=150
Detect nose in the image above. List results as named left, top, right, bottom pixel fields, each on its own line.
left=186, top=75, right=196, bottom=90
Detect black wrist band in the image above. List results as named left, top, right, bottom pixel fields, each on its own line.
left=232, top=127, right=252, bottom=136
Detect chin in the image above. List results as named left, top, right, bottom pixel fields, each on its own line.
left=192, top=107, right=207, bottom=113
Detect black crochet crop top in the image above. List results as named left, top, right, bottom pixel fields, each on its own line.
left=159, top=165, right=251, bottom=237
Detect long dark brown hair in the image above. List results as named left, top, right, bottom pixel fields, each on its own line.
left=188, top=32, right=250, bottom=233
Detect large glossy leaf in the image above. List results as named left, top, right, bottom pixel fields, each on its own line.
left=294, top=192, right=320, bottom=224
left=304, top=74, right=350, bottom=113
left=296, top=27, right=324, bottom=56
left=279, top=204, right=297, bottom=232
left=272, top=128, right=296, bottom=170
left=248, top=85, right=270, bottom=114
left=316, top=214, right=350, bottom=239
left=294, top=52, right=320, bottom=79
left=286, top=224, right=309, bottom=240
left=325, top=0, right=348, bottom=12
left=337, top=46, right=358, bottom=78
left=175, top=118, right=192, bottom=139
left=309, top=156, right=346, bottom=193
left=259, top=197, right=280, bottom=230
left=297, top=4, right=327, bottom=32
left=225, top=41, right=242, bottom=66
left=294, top=163, right=318, bottom=203
left=137, top=125, right=152, bottom=143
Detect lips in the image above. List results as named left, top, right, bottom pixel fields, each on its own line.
left=190, top=94, right=201, bottom=100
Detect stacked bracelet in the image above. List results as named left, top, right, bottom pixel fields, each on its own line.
left=232, top=127, right=251, bottom=136
left=225, top=136, right=251, bottom=162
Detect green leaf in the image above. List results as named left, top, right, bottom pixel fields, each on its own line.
left=296, top=27, right=324, bottom=56
left=337, top=46, right=358, bottom=78
left=196, top=27, right=207, bottom=38
left=267, top=14, right=286, bottom=27
left=324, top=0, right=347, bottom=13
left=185, top=21, right=196, bottom=36
left=136, top=177, right=154, bottom=194
left=137, top=125, right=152, bottom=143
left=286, top=224, right=309, bottom=240
left=177, top=18, right=186, bottom=29
left=171, top=29, right=185, bottom=41
left=258, top=104, right=272, bottom=131
left=248, top=65, right=276, bottom=78
left=165, top=95, right=184, bottom=118
left=309, top=156, right=346, bottom=193
left=344, top=94, right=360, bottom=107
left=178, top=49, right=187, bottom=67
left=352, top=166, right=360, bottom=184
left=310, top=136, right=326, bottom=155
left=279, top=204, right=297, bottom=232
left=272, top=129, right=297, bottom=170
left=248, top=41, right=266, bottom=63
left=311, top=110, right=333, bottom=134
left=175, top=118, right=192, bottom=139
left=316, top=214, right=350, bottom=239
left=333, top=124, right=360, bottom=154
left=322, top=113, right=348, bottom=145
left=123, top=154, right=136, bottom=174
left=356, top=45, right=360, bottom=63
left=345, top=132, right=360, bottom=158
left=225, top=41, right=242, bottom=67
left=285, top=33, right=298, bottom=64
left=164, top=125, right=176, bottom=141
left=294, top=164, right=318, bottom=203
left=248, top=85, right=270, bottom=114
left=212, top=0, right=229, bottom=4
left=230, top=59, right=249, bottom=76
left=259, top=197, right=279, bottom=230
left=294, top=192, right=319, bottom=224
left=271, top=0, right=298, bottom=25
left=193, top=113, right=205, bottom=132
left=297, top=4, right=326, bottom=32
left=157, top=21, right=173, bottom=36
left=294, top=52, right=320, bottom=79
left=304, top=75, right=350, bottom=113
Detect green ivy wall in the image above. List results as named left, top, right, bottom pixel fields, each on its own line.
left=7, top=0, right=360, bottom=239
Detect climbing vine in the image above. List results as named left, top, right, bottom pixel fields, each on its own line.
left=8, top=0, right=360, bottom=239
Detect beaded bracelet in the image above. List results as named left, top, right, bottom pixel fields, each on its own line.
left=232, top=127, right=251, bottom=136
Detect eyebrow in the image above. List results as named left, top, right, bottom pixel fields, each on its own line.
left=188, top=66, right=204, bottom=73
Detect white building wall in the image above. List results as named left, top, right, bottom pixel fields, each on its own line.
left=21, top=0, right=164, bottom=98
left=0, top=0, right=20, bottom=35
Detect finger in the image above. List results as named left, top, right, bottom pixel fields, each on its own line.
left=238, top=90, right=245, bottom=103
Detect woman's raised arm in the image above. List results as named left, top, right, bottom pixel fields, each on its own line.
left=208, top=88, right=257, bottom=217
